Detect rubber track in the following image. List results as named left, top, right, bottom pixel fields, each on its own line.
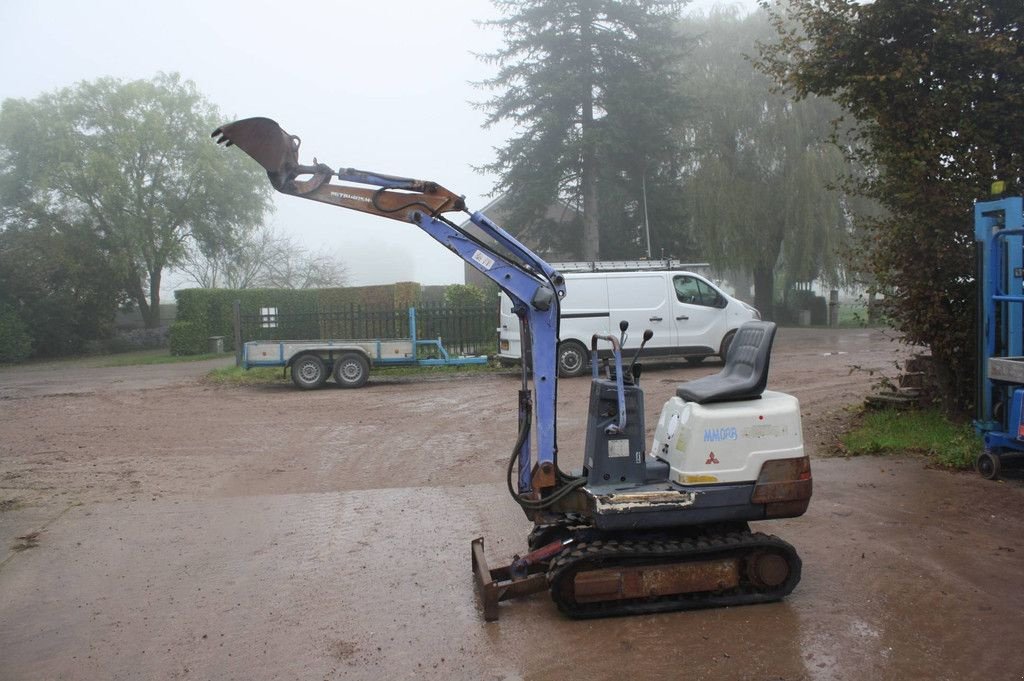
left=547, top=530, right=801, bottom=619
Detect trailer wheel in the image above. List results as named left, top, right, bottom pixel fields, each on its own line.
left=976, top=450, right=1001, bottom=480
left=291, top=354, right=328, bottom=390
left=333, top=352, right=370, bottom=389
left=557, top=340, right=589, bottom=378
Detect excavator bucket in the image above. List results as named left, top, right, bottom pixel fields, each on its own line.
left=211, top=117, right=300, bottom=189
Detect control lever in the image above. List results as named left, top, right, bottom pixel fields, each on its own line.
left=590, top=333, right=627, bottom=434
left=607, top=320, right=629, bottom=380
left=627, top=329, right=655, bottom=383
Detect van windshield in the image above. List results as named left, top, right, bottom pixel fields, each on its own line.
left=673, top=275, right=725, bottom=308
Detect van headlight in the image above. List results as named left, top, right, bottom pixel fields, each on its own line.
left=742, top=302, right=761, bottom=320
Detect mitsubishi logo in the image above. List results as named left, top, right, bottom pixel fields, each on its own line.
left=705, top=452, right=720, bottom=465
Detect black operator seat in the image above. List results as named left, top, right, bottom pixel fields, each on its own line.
left=675, top=321, right=777, bottom=404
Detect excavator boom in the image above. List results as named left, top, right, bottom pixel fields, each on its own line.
left=213, top=117, right=465, bottom=222
left=213, top=116, right=566, bottom=500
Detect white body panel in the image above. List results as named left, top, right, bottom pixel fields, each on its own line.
left=497, top=270, right=758, bottom=360
left=650, top=391, right=804, bottom=485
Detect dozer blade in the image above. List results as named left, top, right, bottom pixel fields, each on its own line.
left=211, top=117, right=300, bottom=189
left=471, top=537, right=550, bottom=622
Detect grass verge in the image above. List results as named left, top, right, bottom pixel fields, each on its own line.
left=1, top=349, right=231, bottom=370
left=840, top=407, right=979, bottom=469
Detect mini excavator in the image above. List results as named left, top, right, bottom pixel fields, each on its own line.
left=213, top=118, right=812, bottom=620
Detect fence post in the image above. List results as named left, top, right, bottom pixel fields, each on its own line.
left=233, top=299, right=243, bottom=367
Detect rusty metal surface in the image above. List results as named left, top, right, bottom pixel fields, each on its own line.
left=471, top=537, right=500, bottom=622
left=754, top=456, right=812, bottom=483
left=212, top=117, right=299, bottom=179
left=747, top=551, right=791, bottom=588
left=752, top=456, right=812, bottom=508
left=589, top=488, right=697, bottom=515
left=213, top=117, right=465, bottom=222
left=572, top=558, right=741, bottom=604
left=752, top=479, right=813, bottom=504
left=471, top=537, right=549, bottom=622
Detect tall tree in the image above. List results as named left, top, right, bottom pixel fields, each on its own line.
left=0, top=217, right=126, bottom=356
left=477, top=0, right=690, bottom=260
left=760, top=0, right=1024, bottom=404
left=0, top=73, right=271, bottom=328
left=681, top=8, right=855, bottom=317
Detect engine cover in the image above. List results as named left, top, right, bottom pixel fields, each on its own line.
left=650, top=390, right=803, bottom=485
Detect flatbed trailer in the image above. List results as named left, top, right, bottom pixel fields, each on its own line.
left=242, top=307, right=489, bottom=389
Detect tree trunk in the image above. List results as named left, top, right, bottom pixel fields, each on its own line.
left=581, top=143, right=599, bottom=260
left=729, top=268, right=754, bottom=303
left=127, top=273, right=153, bottom=329
left=143, top=268, right=162, bottom=328
left=579, top=6, right=599, bottom=261
left=753, top=223, right=785, bottom=321
left=753, top=265, right=775, bottom=321
left=867, top=288, right=879, bottom=325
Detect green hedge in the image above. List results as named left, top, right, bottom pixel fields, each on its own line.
left=173, top=283, right=426, bottom=355
left=171, top=282, right=490, bottom=355
left=316, top=282, right=421, bottom=309
left=0, top=305, right=33, bottom=363
left=173, top=288, right=320, bottom=354
left=780, top=289, right=828, bottom=325
left=169, top=321, right=207, bottom=356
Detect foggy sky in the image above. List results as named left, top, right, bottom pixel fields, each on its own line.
left=0, top=0, right=753, bottom=296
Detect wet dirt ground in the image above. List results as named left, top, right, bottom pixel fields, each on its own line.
left=1, top=327, right=1022, bottom=681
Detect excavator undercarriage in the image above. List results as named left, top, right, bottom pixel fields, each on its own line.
left=475, top=515, right=801, bottom=620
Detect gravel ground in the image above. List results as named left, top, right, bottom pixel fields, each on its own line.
left=1, top=327, right=1022, bottom=681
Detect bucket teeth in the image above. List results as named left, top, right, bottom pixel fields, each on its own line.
left=211, top=117, right=300, bottom=179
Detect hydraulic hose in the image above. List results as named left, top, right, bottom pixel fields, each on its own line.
left=506, top=411, right=586, bottom=511
left=371, top=186, right=445, bottom=217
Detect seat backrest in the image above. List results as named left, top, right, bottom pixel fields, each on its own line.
left=675, top=321, right=777, bottom=404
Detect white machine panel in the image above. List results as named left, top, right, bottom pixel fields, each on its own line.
left=649, top=390, right=804, bottom=485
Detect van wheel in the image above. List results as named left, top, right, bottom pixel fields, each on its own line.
left=333, top=352, right=370, bottom=388
left=557, top=341, right=589, bottom=378
left=719, top=330, right=737, bottom=363
left=291, top=354, right=328, bottom=389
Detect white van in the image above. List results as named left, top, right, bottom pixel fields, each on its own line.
left=498, top=267, right=760, bottom=376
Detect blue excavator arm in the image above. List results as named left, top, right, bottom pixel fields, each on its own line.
left=213, top=117, right=567, bottom=499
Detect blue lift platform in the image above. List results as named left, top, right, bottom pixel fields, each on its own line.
left=974, top=195, right=1024, bottom=478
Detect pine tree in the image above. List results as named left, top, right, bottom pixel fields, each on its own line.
left=477, top=0, right=688, bottom=260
